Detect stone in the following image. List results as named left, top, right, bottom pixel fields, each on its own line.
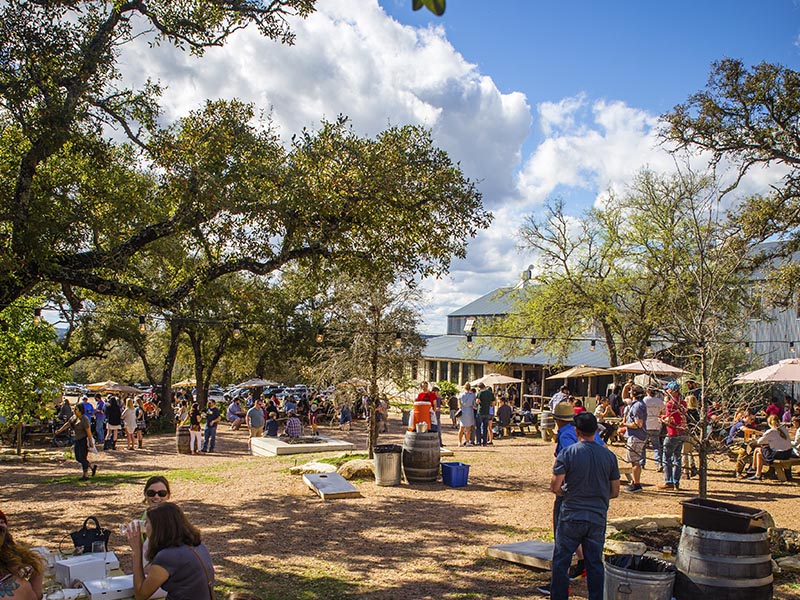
left=337, top=459, right=375, bottom=480
left=752, top=511, right=775, bottom=531
left=776, top=555, right=800, bottom=573
left=770, top=527, right=800, bottom=553
left=635, top=521, right=659, bottom=533
left=289, top=461, right=338, bottom=475
left=605, top=526, right=620, bottom=538
left=0, top=454, right=23, bottom=462
left=604, top=540, right=647, bottom=556
left=607, top=514, right=680, bottom=532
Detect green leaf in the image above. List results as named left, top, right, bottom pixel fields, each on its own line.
left=413, top=0, right=446, bottom=16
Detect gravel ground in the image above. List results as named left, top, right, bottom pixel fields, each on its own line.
left=3, top=416, right=800, bottom=599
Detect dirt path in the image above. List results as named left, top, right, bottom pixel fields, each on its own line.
left=3, top=417, right=800, bottom=599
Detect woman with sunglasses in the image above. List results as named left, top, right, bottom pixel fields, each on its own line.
left=140, top=477, right=170, bottom=573
left=125, top=502, right=214, bottom=600
left=0, top=510, right=44, bottom=600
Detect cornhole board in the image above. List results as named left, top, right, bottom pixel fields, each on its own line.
left=251, top=436, right=355, bottom=456
left=440, top=447, right=455, bottom=457
left=303, top=472, right=361, bottom=500
left=486, top=540, right=559, bottom=571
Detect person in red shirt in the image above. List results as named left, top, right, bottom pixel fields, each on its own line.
left=658, top=393, right=687, bottom=490
left=417, top=381, right=437, bottom=410
left=765, top=398, right=783, bottom=419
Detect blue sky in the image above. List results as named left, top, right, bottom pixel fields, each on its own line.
left=119, top=0, right=800, bottom=332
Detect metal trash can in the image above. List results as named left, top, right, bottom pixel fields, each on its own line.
left=373, top=444, right=402, bottom=486
left=604, top=554, right=675, bottom=600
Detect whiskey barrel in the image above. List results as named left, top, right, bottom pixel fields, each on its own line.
left=401, top=431, right=440, bottom=482
left=674, top=525, right=772, bottom=600
left=176, top=425, right=191, bottom=455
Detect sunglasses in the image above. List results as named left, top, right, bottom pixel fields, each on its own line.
left=145, top=489, right=168, bottom=498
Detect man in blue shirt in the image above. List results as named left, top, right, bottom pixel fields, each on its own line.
left=623, top=386, right=648, bottom=492
left=201, top=399, right=221, bottom=453
left=549, top=412, right=620, bottom=600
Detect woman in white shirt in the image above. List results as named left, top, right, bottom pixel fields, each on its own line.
left=749, top=415, right=794, bottom=480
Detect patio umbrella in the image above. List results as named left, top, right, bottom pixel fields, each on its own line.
left=236, top=378, right=279, bottom=388
left=171, top=378, right=196, bottom=388
left=546, top=365, right=611, bottom=380
left=608, top=359, right=690, bottom=376
left=470, top=372, right=524, bottom=387
left=85, top=380, right=120, bottom=391
left=734, top=358, right=800, bottom=383
left=102, top=383, right=142, bottom=395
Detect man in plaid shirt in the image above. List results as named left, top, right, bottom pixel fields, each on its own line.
left=284, top=410, right=303, bottom=438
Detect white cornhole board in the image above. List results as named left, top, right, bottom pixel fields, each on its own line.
left=303, top=472, right=361, bottom=500
left=440, top=447, right=455, bottom=457
left=251, top=436, right=356, bottom=456
left=486, top=540, right=559, bottom=571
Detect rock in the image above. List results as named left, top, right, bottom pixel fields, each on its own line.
left=604, top=540, right=647, bottom=556
left=770, top=527, right=800, bottom=553
left=776, top=555, right=800, bottom=573
left=24, top=454, right=56, bottom=463
left=606, top=526, right=620, bottom=538
left=607, top=515, right=680, bottom=532
left=635, top=521, right=659, bottom=533
left=289, top=461, right=338, bottom=475
left=337, top=459, right=375, bottom=480
left=0, top=454, right=23, bottom=462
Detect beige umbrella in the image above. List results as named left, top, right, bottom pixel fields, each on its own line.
left=608, top=359, right=690, bottom=376
left=85, top=380, right=119, bottom=391
left=546, top=365, right=611, bottom=380
left=237, top=378, right=279, bottom=388
left=102, top=383, right=142, bottom=395
left=172, top=378, right=196, bottom=388
left=470, top=372, right=524, bottom=387
left=734, top=358, right=800, bottom=383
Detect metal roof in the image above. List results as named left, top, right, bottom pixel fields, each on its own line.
left=423, top=335, right=611, bottom=368
left=448, top=287, right=522, bottom=317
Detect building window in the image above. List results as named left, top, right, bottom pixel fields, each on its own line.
left=439, top=361, right=448, bottom=382
left=450, top=362, right=460, bottom=384
left=428, top=361, right=436, bottom=383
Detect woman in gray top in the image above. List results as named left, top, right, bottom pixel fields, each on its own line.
left=125, top=502, right=214, bottom=600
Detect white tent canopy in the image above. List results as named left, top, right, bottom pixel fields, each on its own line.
left=470, top=372, right=523, bottom=387
left=608, top=359, right=689, bottom=376
left=735, top=358, right=800, bottom=383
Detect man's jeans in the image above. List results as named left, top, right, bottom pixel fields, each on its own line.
left=663, top=435, right=684, bottom=486
left=95, top=418, right=105, bottom=444
left=550, top=519, right=606, bottom=600
left=645, top=429, right=662, bottom=468
left=202, top=425, right=217, bottom=451
left=476, top=414, right=490, bottom=445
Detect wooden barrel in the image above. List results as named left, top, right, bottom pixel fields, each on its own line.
left=176, top=425, right=191, bottom=455
left=402, top=431, right=440, bottom=482
left=540, top=410, right=555, bottom=430
left=674, top=525, right=772, bottom=600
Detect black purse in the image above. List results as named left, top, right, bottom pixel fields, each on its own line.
left=69, top=516, right=111, bottom=553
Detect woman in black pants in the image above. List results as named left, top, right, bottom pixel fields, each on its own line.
left=55, top=403, right=98, bottom=480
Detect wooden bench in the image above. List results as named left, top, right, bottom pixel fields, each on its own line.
left=772, top=457, right=800, bottom=482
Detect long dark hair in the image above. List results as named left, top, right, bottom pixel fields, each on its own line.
left=145, top=502, right=201, bottom=562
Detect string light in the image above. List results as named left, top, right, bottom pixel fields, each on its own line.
left=232, top=321, right=241, bottom=339
left=33, top=308, right=42, bottom=326
left=646, top=339, right=652, bottom=353
left=315, top=328, right=324, bottom=343
left=138, top=315, right=146, bottom=334
left=530, top=337, right=536, bottom=351
left=466, top=334, right=473, bottom=349
left=791, top=341, right=796, bottom=354
left=590, top=339, right=596, bottom=352
left=395, top=332, right=402, bottom=347
left=745, top=341, right=751, bottom=354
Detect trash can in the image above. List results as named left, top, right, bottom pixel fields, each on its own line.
left=604, top=554, right=675, bottom=600
left=373, top=444, right=402, bottom=486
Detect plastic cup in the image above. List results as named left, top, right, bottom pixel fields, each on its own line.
left=92, top=541, right=106, bottom=554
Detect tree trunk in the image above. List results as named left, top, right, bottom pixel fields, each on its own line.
left=156, top=320, right=185, bottom=419
left=15, top=422, right=23, bottom=456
